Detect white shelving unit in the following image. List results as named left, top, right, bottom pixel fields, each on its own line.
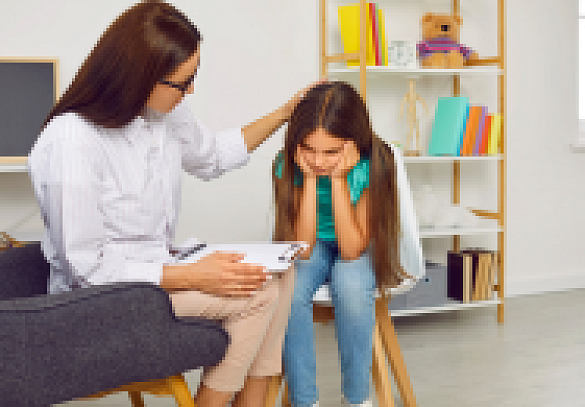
left=320, top=0, right=506, bottom=323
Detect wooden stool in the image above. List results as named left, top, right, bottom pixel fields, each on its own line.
left=265, top=297, right=417, bottom=407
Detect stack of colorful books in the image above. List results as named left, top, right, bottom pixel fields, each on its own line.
left=428, top=97, right=503, bottom=157
left=338, top=3, right=388, bottom=67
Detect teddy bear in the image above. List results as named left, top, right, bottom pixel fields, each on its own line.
left=417, top=13, right=477, bottom=69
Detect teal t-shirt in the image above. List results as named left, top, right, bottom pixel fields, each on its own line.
left=274, top=152, right=370, bottom=241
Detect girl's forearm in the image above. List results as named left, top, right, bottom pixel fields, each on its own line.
left=331, top=177, right=368, bottom=260
left=295, top=177, right=317, bottom=259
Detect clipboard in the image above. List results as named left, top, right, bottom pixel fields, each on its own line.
left=173, top=239, right=309, bottom=272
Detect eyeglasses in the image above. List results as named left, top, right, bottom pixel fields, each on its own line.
left=158, top=70, right=196, bottom=94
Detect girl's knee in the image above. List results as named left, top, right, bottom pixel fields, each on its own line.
left=332, top=257, right=375, bottom=291
left=331, top=257, right=375, bottom=314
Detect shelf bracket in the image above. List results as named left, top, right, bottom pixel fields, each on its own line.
left=465, top=57, right=501, bottom=67
left=467, top=208, right=502, bottom=221
left=324, top=53, right=361, bottom=63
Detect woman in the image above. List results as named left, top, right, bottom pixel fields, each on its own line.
left=28, top=1, right=318, bottom=406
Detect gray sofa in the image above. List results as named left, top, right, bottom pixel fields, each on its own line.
left=0, top=242, right=229, bottom=406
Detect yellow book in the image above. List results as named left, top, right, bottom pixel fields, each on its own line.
left=366, top=4, right=375, bottom=66
left=488, top=113, right=502, bottom=155
left=480, top=254, right=490, bottom=300
left=486, top=253, right=495, bottom=300
left=472, top=254, right=483, bottom=301
left=338, top=4, right=375, bottom=68
left=463, top=254, right=472, bottom=303
left=378, top=7, right=388, bottom=66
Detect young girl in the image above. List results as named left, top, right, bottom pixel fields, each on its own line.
left=272, top=81, right=423, bottom=407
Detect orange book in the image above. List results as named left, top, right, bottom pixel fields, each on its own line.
left=480, top=114, right=492, bottom=155
left=461, top=106, right=481, bottom=156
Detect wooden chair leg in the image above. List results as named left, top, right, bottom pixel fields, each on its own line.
left=167, top=374, right=196, bottom=407
left=372, top=322, right=394, bottom=407
left=281, top=378, right=291, bottom=407
left=375, top=299, right=417, bottom=407
left=265, top=374, right=283, bottom=407
left=127, top=391, right=145, bottom=407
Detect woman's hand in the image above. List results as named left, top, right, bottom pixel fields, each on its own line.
left=285, top=78, right=328, bottom=119
left=331, top=142, right=360, bottom=180
left=193, top=251, right=268, bottom=297
left=295, top=145, right=317, bottom=180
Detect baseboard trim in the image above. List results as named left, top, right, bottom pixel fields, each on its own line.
left=505, top=271, right=585, bottom=298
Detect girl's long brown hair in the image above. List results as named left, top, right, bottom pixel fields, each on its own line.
left=272, top=81, right=411, bottom=296
left=42, top=0, right=201, bottom=130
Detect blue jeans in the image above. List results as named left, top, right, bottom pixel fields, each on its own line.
left=283, top=239, right=376, bottom=406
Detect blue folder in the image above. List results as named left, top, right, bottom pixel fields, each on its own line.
left=428, top=97, right=469, bottom=156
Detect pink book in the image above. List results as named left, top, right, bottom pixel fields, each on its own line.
left=473, top=106, right=488, bottom=156
left=370, top=3, right=381, bottom=66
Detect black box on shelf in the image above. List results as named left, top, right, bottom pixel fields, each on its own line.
left=389, top=262, right=448, bottom=310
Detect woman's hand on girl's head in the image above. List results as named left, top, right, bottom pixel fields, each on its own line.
left=285, top=78, right=329, bottom=119
left=331, top=142, right=361, bottom=179
left=295, top=145, right=318, bottom=180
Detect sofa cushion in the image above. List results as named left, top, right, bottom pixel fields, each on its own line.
left=0, top=243, right=50, bottom=301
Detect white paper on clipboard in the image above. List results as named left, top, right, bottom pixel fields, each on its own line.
left=174, top=239, right=309, bottom=273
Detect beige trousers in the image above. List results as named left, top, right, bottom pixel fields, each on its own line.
left=169, top=266, right=295, bottom=394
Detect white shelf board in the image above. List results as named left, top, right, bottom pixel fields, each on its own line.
left=6, top=231, right=43, bottom=242
left=329, top=66, right=503, bottom=76
left=403, top=155, right=503, bottom=163
left=419, top=226, right=502, bottom=238
left=314, top=297, right=501, bottom=317
left=0, top=163, right=28, bottom=172
left=390, top=299, right=501, bottom=317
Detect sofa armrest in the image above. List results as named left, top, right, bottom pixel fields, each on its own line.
left=0, top=283, right=229, bottom=407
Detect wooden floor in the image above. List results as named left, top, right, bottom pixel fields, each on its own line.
left=58, top=288, right=585, bottom=407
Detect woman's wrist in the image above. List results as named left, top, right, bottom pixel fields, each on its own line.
left=161, top=263, right=198, bottom=292
left=283, top=98, right=296, bottom=121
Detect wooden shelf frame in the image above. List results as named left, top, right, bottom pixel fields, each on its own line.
left=320, top=0, right=506, bottom=324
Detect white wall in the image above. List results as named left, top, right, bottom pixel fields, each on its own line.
left=506, top=0, right=585, bottom=296
left=0, top=0, right=584, bottom=297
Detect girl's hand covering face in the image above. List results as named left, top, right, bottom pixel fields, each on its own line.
left=294, top=145, right=317, bottom=179
left=331, top=142, right=360, bottom=179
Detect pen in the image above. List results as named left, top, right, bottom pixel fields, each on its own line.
left=177, top=243, right=207, bottom=261
left=278, top=243, right=302, bottom=262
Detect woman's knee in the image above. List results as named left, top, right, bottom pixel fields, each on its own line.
left=253, top=276, right=281, bottom=313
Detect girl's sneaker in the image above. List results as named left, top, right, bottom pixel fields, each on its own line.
left=341, top=396, right=373, bottom=406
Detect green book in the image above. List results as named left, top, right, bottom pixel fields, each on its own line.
left=428, top=97, right=469, bottom=156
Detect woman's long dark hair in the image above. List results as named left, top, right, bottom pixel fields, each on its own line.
left=42, top=0, right=201, bottom=130
left=272, top=81, right=412, bottom=296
